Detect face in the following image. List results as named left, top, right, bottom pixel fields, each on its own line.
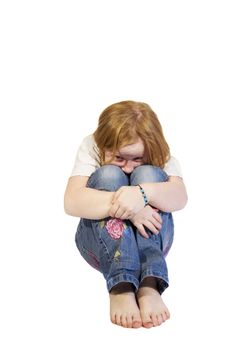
left=104, top=139, right=146, bottom=174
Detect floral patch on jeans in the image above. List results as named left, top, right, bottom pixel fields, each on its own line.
left=105, top=218, right=126, bottom=239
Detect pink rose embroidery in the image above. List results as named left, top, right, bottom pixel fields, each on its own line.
left=105, top=218, right=125, bottom=239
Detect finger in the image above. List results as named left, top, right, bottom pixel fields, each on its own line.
left=143, top=221, right=159, bottom=235
left=152, top=211, right=163, bottom=224
left=109, top=206, right=115, bottom=217
left=150, top=218, right=162, bottom=231
left=135, top=224, right=149, bottom=238
left=109, top=208, right=114, bottom=217
left=109, top=203, right=120, bottom=217
left=114, top=207, right=127, bottom=219
left=152, top=207, right=159, bottom=212
left=119, top=211, right=131, bottom=220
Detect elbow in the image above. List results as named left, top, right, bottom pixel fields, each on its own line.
left=64, top=194, right=83, bottom=218
left=64, top=197, right=72, bottom=216
left=176, top=183, right=188, bottom=211
left=64, top=194, right=77, bottom=217
left=64, top=203, right=80, bottom=218
left=183, top=193, right=188, bottom=208
left=64, top=204, right=72, bottom=216
left=64, top=187, right=84, bottom=218
left=167, top=192, right=188, bottom=213
left=178, top=192, right=188, bottom=211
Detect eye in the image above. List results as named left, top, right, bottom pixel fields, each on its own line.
left=115, top=156, right=124, bottom=161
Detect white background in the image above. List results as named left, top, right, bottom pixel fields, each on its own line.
left=1, top=0, right=232, bottom=349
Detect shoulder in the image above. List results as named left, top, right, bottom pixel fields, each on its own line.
left=163, top=156, right=183, bottom=178
left=80, top=134, right=95, bottom=149
left=70, top=134, right=100, bottom=177
left=78, top=134, right=99, bottom=156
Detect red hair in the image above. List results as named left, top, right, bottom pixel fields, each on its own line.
left=93, top=100, right=170, bottom=168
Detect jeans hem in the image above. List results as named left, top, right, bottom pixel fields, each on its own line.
left=141, top=270, right=169, bottom=295
left=107, top=274, right=139, bottom=292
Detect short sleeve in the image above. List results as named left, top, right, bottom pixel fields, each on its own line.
left=163, top=156, right=183, bottom=178
left=70, top=135, right=100, bottom=177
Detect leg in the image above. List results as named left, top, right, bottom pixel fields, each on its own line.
left=130, top=165, right=173, bottom=327
left=75, top=165, right=142, bottom=328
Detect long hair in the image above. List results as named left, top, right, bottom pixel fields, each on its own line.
left=93, top=100, right=170, bottom=168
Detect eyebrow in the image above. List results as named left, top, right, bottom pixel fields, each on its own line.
left=115, top=153, right=144, bottom=159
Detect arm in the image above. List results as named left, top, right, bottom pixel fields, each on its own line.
left=109, top=176, right=187, bottom=219
left=64, top=176, right=115, bottom=219
left=141, top=176, right=188, bottom=212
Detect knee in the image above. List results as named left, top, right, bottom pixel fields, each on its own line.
left=87, top=165, right=129, bottom=191
left=130, top=165, right=168, bottom=185
left=99, top=165, right=128, bottom=184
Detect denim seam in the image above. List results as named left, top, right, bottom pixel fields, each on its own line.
left=75, top=241, right=101, bottom=271
left=141, top=269, right=169, bottom=284
left=107, top=274, right=140, bottom=292
left=98, top=236, right=111, bottom=262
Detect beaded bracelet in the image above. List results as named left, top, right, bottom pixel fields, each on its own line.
left=137, top=184, right=149, bottom=206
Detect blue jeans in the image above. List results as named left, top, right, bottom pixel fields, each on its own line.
left=75, top=165, right=174, bottom=295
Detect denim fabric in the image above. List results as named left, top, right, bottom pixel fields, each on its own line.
left=75, top=165, right=174, bottom=295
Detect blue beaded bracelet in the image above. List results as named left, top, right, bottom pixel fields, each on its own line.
left=137, top=184, right=149, bottom=206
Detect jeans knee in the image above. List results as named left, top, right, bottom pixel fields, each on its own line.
left=130, top=165, right=168, bottom=185
left=87, top=165, right=129, bottom=191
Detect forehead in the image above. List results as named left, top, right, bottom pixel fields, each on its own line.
left=117, top=140, right=145, bottom=156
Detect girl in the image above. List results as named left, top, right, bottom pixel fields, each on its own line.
left=64, top=100, right=188, bottom=329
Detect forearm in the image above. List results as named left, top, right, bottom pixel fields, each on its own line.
left=142, top=181, right=188, bottom=212
left=64, top=187, right=114, bottom=219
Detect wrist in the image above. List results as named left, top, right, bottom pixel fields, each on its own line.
left=137, top=184, right=149, bottom=206
left=140, top=183, right=152, bottom=201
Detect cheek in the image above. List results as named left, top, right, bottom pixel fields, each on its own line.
left=104, top=156, right=123, bottom=166
left=108, top=160, right=124, bottom=166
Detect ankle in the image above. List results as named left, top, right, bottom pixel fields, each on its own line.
left=139, top=276, right=158, bottom=290
left=110, top=282, right=135, bottom=295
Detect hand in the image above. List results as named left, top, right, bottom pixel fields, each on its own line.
left=109, top=186, right=145, bottom=219
left=129, top=205, right=163, bottom=239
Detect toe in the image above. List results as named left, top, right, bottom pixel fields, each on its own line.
left=162, top=312, right=168, bottom=322
left=111, top=313, right=116, bottom=325
left=121, top=314, right=128, bottom=328
left=156, top=314, right=164, bottom=326
left=165, top=309, right=170, bottom=319
left=132, top=315, right=142, bottom=328
left=151, top=313, right=159, bottom=327
left=133, top=321, right=142, bottom=328
left=141, top=313, right=153, bottom=328
left=143, top=321, right=154, bottom=328
left=126, top=315, right=133, bottom=328
left=115, top=314, right=122, bottom=327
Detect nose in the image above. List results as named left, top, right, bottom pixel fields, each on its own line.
left=121, top=160, right=135, bottom=174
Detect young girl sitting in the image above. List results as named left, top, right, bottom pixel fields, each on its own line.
left=64, top=100, right=188, bottom=329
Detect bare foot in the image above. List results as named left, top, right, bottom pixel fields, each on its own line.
left=109, top=283, right=142, bottom=328
left=137, top=277, right=170, bottom=328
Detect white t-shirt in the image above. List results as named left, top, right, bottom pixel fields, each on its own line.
left=71, top=134, right=183, bottom=178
